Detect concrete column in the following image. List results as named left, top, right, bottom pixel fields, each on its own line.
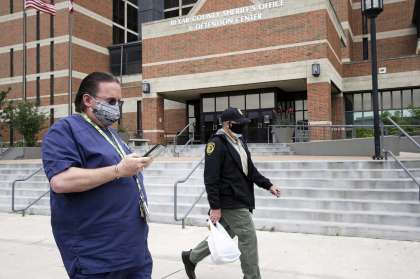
left=307, top=82, right=332, bottom=140
left=142, top=95, right=165, bottom=144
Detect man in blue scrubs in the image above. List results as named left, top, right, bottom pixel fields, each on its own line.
left=42, top=72, right=153, bottom=279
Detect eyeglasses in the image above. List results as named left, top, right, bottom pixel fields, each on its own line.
left=93, top=96, right=124, bottom=108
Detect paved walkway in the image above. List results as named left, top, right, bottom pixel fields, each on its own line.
left=1, top=213, right=420, bottom=279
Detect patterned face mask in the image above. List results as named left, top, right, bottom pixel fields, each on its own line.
left=92, top=99, right=121, bottom=127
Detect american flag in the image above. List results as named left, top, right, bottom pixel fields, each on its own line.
left=69, top=0, right=74, bottom=13
left=25, top=0, right=56, bottom=16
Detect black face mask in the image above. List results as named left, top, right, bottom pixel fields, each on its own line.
left=230, top=123, right=245, bottom=134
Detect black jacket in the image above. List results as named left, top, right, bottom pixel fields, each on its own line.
left=204, top=132, right=272, bottom=211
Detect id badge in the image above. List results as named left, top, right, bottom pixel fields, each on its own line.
left=139, top=200, right=150, bottom=222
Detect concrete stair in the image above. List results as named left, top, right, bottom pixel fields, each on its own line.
left=1, top=159, right=420, bottom=241
left=133, top=143, right=294, bottom=157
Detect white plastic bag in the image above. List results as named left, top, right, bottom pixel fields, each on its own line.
left=207, top=220, right=241, bottom=265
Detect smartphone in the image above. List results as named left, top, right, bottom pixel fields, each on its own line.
left=142, top=144, right=166, bottom=158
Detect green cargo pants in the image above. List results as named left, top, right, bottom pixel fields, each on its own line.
left=189, top=208, right=261, bottom=279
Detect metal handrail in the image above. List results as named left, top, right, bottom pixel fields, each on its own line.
left=11, top=167, right=49, bottom=216
left=174, top=157, right=205, bottom=228
left=385, top=116, right=420, bottom=151
left=173, top=122, right=196, bottom=157
left=382, top=117, right=420, bottom=200
left=266, top=124, right=420, bottom=144
left=384, top=150, right=420, bottom=201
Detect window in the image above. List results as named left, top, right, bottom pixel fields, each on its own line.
left=295, top=100, right=304, bottom=111
left=165, top=10, right=179, bottom=18
left=392, top=90, right=401, bottom=109
left=402, top=90, right=412, bottom=108
left=113, top=26, right=125, bottom=44
left=188, top=104, right=195, bottom=117
left=229, top=95, right=245, bottom=110
left=36, top=77, right=40, bottom=106
left=382, top=91, right=391, bottom=109
left=36, top=44, right=40, bottom=73
left=164, top=0, right=198, bottom=19
left=216, top=97, right=228, bottom=112
left=414, top=89, right=420, bottom=106
left=113, top=0, right=139, bottom=44
left=294, top=99, right=307, bottom=123
left=182, top=6, right=193, bottom=15
left=246, top=94, right=259, bottom=110
left=9, top=49, right=13, bottom=77
left=50, top=41, right=54, bottom=71
left=260, top=92, right=275, bottom=109
left=345, top=94, right=353, bottom=111
left=165, top=0, right=178, bottom=9
left=203, top=98, right=215, bottom=113
left=10, top=0, right=13, bottom=13
left=50, top=75, right=54, bottom=105
left=345, top=88, right=420, bottom=125
left=50, top=108, right=55, bottom=126
left=354, top=94, right=362, bottom=111
left=363, top=93, right=371, bottom=111
left=109, top=42, right=142, bottom=75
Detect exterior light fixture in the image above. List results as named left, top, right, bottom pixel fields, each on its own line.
left=142, top=82, right=150, bottom=94
left=312, top=63, right=321, bottom=77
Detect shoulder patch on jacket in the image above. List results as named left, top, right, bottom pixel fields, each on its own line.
left=206, top=142, right=216, bottom=155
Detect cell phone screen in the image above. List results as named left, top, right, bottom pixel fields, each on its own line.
left=142, top=144, right=166, bottom=158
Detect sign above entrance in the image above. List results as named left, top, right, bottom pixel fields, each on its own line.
left=169, top=0, right=285, bottom=31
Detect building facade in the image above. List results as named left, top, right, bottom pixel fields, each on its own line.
left=0, top=0, right=419, bottom=145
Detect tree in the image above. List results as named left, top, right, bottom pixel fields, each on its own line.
left=0, top=88, right=10, bottom=108
left=0, top=88, right=11, bottom=145
left=2, top=100, right=47, bottom=147
left=381, top=106, right=420, bottom=136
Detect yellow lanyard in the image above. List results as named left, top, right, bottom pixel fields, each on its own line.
left=80, top=113, right=126, bottom=159
left=80, top=113, right=150, bottom=221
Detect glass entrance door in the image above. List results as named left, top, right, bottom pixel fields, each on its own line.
left=202, top=113, right=219, bottom=142
left=187, top=100, right=201, bottom=143
left=200, top=90, right=277, bottom=143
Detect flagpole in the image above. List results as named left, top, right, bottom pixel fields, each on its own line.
left=68, top=4, right=73, bottom=115
left=22, top=0, right=27, bottom=101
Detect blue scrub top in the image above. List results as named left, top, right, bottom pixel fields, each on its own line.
left=41, top=114, right=151, bottom=277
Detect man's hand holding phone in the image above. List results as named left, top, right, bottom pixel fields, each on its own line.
left=116, top=155, right=152, bottom=177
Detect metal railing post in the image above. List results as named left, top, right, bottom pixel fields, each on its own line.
left=173, top=122, right=196, bottom=157
left=174, top=157, right=205, bottom=228
left=385, top=150, right=420, bottom=201
left=382, top=119, right=420, bottom=201
left=380, top=121, right=385, bottom=156
left=11, top=167, right=47, bottom=215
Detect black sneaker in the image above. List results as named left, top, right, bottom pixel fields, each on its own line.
left=182, top=250, right=196, bottom=279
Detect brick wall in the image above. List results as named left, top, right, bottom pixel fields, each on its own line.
left=0, top=0, right=112, bottom=144
left=351, top=36, right=419, bottom=61
left=164, top=108, right=187, bottom=135
left=307, top=82, right=332, bottom=140
left=344, top=55, right=420, bottom=77
left=144, top=10, right=327, bottom=64
left=144, top=43, right=329, bottom=79
left=142, top=96, right=165, bottom=144
left=120, top=112, right=137, bottom=135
